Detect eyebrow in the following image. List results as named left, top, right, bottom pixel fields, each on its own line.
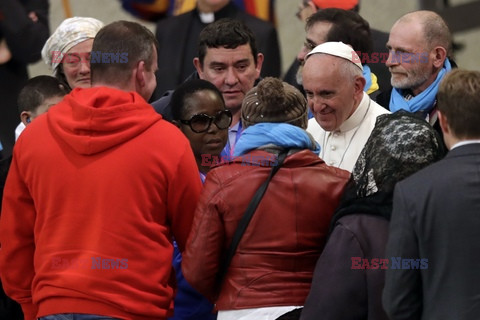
left=305, top=89, right=335, bottom=96
left=209, top=61, right=227, bottom=68
left=209, top=58, right=251, bottom=67
left=386, top=44, right=414, bottom=53
left=318, top=89, right=335, bottom=95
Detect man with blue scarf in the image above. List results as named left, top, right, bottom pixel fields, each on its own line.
left=376, top=10, right=452, bottom=138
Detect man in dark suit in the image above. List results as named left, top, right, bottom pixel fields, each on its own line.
left=153, top=0, right=280, bottom=99
left=383, top=69, right=480, bottom=320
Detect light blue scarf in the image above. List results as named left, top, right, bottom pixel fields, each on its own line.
left=233, top=123, right=321, bottom=157
left=390, top=58, right=452, bottom=113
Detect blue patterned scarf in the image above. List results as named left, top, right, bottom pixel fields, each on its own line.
left=390, top=58, right=452, bottom=113
left=233, top=123, right=320, bottom=157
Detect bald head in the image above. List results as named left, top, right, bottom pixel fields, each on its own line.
left=394, top=10, right=451, bottom=55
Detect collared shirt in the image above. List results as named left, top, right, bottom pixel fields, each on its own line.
left=220, top=121, right=242, bottom=161
left=228, top=121, right=241, bottom=150
left=451, top=140, right=480, bottom=150
left=307, top=92, right=390, bottom=172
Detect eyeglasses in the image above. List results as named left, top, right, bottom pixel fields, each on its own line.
left=180, top=109, right=232, bottom=133
left=303, top=40, right=317, bottom=52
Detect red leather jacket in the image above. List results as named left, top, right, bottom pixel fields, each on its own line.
left=182, top=149, right=349, bottom=310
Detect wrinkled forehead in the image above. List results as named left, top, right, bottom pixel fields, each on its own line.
left=65, top=38, right=94, bottom=54
left=388, top=20, right=426, bottom=52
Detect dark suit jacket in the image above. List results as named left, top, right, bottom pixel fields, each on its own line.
left=153, top=1, right=280, bottom=99
left=383, top=143, right=480, bottom=320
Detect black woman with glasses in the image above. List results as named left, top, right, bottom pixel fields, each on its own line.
left=168, top=78, right=231, bottom=320
left=171, top=79, right=231, bottom=182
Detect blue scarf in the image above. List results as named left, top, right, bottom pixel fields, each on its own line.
left=390, top=58, right=452, bottom=113
left=233, top=123, right=321, bottom=157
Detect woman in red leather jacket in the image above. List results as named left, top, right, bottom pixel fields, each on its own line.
left=182, top=77, right=349, bottom=320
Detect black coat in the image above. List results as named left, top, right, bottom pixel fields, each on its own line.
left=0, top=0, right=49, bottom=158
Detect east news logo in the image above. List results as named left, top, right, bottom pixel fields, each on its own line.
left=351, top=257, right=428, bottom=270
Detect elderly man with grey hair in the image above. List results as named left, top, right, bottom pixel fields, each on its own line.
left=303, top=41, right=389, bottom=172
left=376, top=10, right=453, bottom=138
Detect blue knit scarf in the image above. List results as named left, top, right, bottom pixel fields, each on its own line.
left=390, top=58, right=452, bottom=113
left=233, top=123, right=320, bottom=157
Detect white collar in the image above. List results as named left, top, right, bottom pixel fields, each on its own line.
left=338, top=92, right=370, bottom=132
left=451, top=140, right=480, bottom=150
left=199, top=12, right=214, bottom=23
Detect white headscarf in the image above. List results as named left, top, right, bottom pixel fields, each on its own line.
left=41, top=17, right=104, bottom=74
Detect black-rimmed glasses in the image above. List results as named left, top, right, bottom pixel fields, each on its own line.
left=180, top=109, right=232, bottom=133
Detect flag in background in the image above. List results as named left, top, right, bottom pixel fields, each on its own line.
left=120, top=0, right=276, bottom=23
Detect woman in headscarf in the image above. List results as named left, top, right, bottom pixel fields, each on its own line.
left=182, top=77, right=350, bottom=320
left=41, top=17, right=103, bottom=91
left=14, top=17, right=103, bottom=140
left=300, top=111, right=446, bottom=320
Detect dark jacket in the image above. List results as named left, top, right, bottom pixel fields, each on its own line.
left=183, top=149, right=349, bottom=310
left=153, top=1, right=280, bottom=99
left=0, top=155, right=20, bottom=320
left=383, top=143, right=480, bottom=320
left=0, top=0, right=49, bottom=157
left=300, top=214, right=390, bottom=320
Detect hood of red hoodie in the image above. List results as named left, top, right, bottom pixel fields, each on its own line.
left=47, top=87, right=161, bottom=155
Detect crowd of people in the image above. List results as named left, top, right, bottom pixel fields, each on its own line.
left=1, top=1, right=479, bottom=320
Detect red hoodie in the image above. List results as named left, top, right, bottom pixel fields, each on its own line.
left=0, top=87, right=202, bottom=320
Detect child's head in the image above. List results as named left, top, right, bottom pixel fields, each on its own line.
left=18, top=75, right=67, bottom=126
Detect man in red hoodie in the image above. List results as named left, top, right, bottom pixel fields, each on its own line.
left=0, top=21, right=202, bottom=320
